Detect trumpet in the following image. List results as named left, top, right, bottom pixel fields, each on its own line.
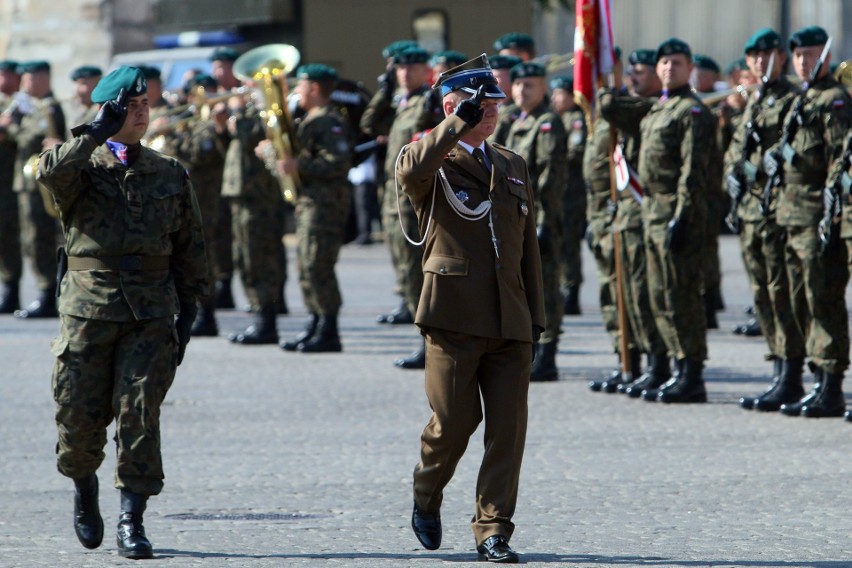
left=698, top=83, right=756, bottom=106
left=234, top=43, right=301, bottom=203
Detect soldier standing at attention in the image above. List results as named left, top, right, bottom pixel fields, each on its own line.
left=0, top=60, right=21, bottom=313
left=1, top=60, right=66, bottom=319
left=490, top=32, right=535, bottom=146
left=69, top=66, right=102, bottom=128
left=37, top=66, right=207, bottom=558
left=505, top=61, right=567, bottom=381
left=549, top=75, right=586, bottom=316
left=723, top=28, right=805, bottom=412
left=636, top=38, right=715, bottom=404
left=766, top=26, right=852, bottom=418
left=269, top=64, right=352, bottom=353
left=397, top=54, right=544, bottom=564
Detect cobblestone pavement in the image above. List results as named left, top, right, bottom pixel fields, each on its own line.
left=1, top=235, right=850, bottom=568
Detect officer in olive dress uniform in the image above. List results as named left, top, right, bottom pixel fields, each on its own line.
left=636, top=38, right=715, bottom=404
left=549, top=75, right=586, bottom=315
left=397, top=54, right=544, bottom=564
left=69, top=65, right=102, bottom=127
left=271, top=64, right=352, bottom=353
left=504, top=61, right=567, bottom=381
left=0, top=60, right=22, bottom=313
left=1, top=60, right=66, bottom=318
left=764, top=26, right=852, bottom=418
left=37, top=66, right=208, bottom=559
left=723, top=28, right=806, bottom=412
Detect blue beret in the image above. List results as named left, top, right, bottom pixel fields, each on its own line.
left=433, top=54, right=505, bottom=99
left=394, top=46, right=429, bottom=65
left=295, top=63, right=338, bottom=81
left=17, top=60, right=50, bottom=74
left=744, top=28, right=782, bottom=53
left=382, top=40, right=418, bottom=60
left=70, top=65, right=102, bottom=81
left=210, top=47, right=240, bottom=62
left=493, top=32, right=535, bottom=52
left=693, top=54, right=720, bottom=73
left=430, top=50, right=468, bottom=68
left=790, top=25, right=829, bottom=50
left=0, top=60, right=18, bottom=73
left=91, top=66, right=147, bottom=104
left=549, top=76, right=574, bottom=91
left=510, top=62, right=546, bottom=82
left=488, top=54, right=522, bottom=70
left=656, top=38, right=692, bottom=62
left=629, top=49, right=656, bottom=66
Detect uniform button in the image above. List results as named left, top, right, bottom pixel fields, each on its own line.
left=439, top=266, right=447, bottom=274
left=448, top=127, right=456, bottom=136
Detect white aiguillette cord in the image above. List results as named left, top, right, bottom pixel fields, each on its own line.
left=395, top=144, right=499, bottom=257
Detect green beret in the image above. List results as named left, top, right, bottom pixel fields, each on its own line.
left=17, top=60, right=50, bottom=74
left=430, top=50, right=468, bottom=68
left=656, top=37, right=691, bottom=62
left=91, top=65, right=147, bottom=104
left=382, top=40, right=418, bottom=60
left=614, top=46, right=622, bottom=61
left=744, top=27, right=782, bottom=53
left=790, top=25, right=829, bottom=50
left=493, top=32, right=535, bottom=52
left=138, top=65, right=161, bottom=81
left=724, top=57, right=747, bottom=76
left=549, top=76, right=574, bottom=91
left=0, top=60, right=18, bottom=73
left=510, top=61, right=546, bottom=82
left=184, top=73, right=217, bottom=93
left=210, top=46, right=240, bottom=62
left=488, top=54, right=522, bottom=70
left=295, top=63, right=338, bottom=82
left=693, top=54, right=720, bottom=73
left=394, top=46, right=429, bottom=65
left=629, top=49, right=656, bottom=67
left=70, top=65, right=102, bottom=81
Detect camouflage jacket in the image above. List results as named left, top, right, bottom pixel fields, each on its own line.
left=489, top=101, right=520, bottom=146
left=582, top=112, right=612, bottom=220
left=6, top=92, right=66, bottom=192
left=37, top=134, right=208, bottom=321
left=0, top=93, right=18, bottom=189
left=221, top=105, right=280, bottom=201
left=295, top=104, right=352, bottom=206
left=505, top=99, right=567, bottom=230
left=638, top=84, right=714, bottom=224
left=560, top=107, right=587, bottom=173
left=174, top=116, right=228, bottom=222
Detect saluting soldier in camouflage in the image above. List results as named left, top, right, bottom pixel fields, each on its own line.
left=69, top=65, right=102, bottom=127
left=637, top=38, right=715, bottom=404
left=723, top=28, right=806, bottom=412
left=549, top=75, right=586, bottom=316
left=1, top=60, right=66, bottom=319
left=765, top=26, right=852, bottom=418
left=596, top=48, right=671, bottom=396
left=503, top=61, right=566, bottom=381
left=273, top=64, right=352, bottom=353
left=172, top=73, right=230, bottom=337
left=0, top=60, right=21, bottom=313
left=37, top=66, right=208, bottom=558
left=360, top=46, right=441, bottom=369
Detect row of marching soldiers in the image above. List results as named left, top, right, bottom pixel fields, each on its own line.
left=582, top=24, right=852, bottom=423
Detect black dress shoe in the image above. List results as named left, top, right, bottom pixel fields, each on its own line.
left=411, top=503, right=441, bottom=550
left=73, top=474, right=103, bottom=549
left=476, top=535, right=518, bottom=563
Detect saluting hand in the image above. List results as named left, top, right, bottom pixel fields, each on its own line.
left=454, top=85, right=486, bottom=128
left=88, top=88, right=129, bottom=145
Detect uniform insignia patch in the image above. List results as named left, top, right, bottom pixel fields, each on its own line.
left=455, top=190, right=469, bottom=203
left=572, top=120, right=584, bottom=130
left=507, top=176, right=525, bottom=185
left=833, top=99, right=845, bottom=109
left=691, top=106, right=702, bottom=115
left=412, top=129, right=432, bottom=142
left=520, top=201, right=529, bottom=215
left=539, top=122, right=552, bottom=132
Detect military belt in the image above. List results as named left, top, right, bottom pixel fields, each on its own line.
left=783, top=172, right=826, bottom=186
left=67, top=255, right=170, bottom=271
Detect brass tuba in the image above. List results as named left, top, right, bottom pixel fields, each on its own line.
left=234, top=43, right=301, bottom=203
left=835, top=59, right=852, bottom=90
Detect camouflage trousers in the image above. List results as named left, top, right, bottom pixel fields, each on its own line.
left=645, top=222, right=707, bottom=361
left=739, top=219, right=805, bottom=360
left=383, top=210, right=424, bottom=315
left=560, top=184, right=586, bottom=290
left=51, top=314, right=177, bottom=496
left=0, top=181, right=21, bottom=283
left=702, top=191, right=724, bottom=297
left=540, top=229, right=564, bottom=345
left=785, top=225, right=849, bottom=374
left=214, top=195, right=233, bottom=281
left=296, top=196, right=349, bottom=316
left=230, top=196, right=286, bottom=311
left=18, top=189, right=59, bottom=290
left=618, top=225, right=665, bottom=356
left=588, top=213, right=619, bottom=351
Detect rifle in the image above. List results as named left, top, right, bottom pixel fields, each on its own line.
left=761, top=37, right=832, bottom=215
left=725, top=51, right=775, bottom=233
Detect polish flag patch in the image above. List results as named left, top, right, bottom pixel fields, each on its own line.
left=539, top=122, right=552, bottom=132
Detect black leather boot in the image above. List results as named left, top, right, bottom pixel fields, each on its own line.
left=563, top=284, right=581, bottom=315
left=753, top=358, right=805, bottom=412
left=298, top=313, right=342, bottom=353
left=732, top=318, right=762, bottom=336
left=116, top=490, right=152, bottom=559
left=376, top=299, right=413, bottom=324
left=214, top=278, right=235, bottom=309
left=280, top=313, right=318, bottom=351
left=394, top=337, right=425, bottom=369
left=600, top=349, right=641, bottom=392
left=780, top=368, right=822, bottom=417
left=277, top=287, right=289, bottom=315
left=704, top=293, right=718, bottom=330
left=623, top=354, right=671, bottom=398
left=0, top=280, right=20, bottom=314
left=530, top=341, right=559, bottom=382
left=14, top=287, right=58, bottom=318
left=845, top=410, right=852, bottom=422
left=73, top=474, right=103, bottom=549
left=658, top=358, right=707, bottom=403
left=642, top=358, right=682, bottom=401
left=190, top=302, right=217, bottom=337
left=801, top=370, right=846, bottom=418
left=589, top=353, right=622, bottom=392
left=740, top=358, right=784, bottom=410
left=228, top=308, right=278, bottom=345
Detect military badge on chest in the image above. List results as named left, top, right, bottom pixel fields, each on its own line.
left=455, top=190, right=469, bottom=204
